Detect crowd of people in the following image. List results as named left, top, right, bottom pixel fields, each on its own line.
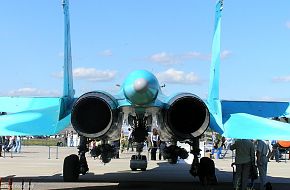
left=210, top=133, right=282, bottom=190
left=230, top=139, right=276, bottom=190
left=0, top=136, right=22, bottom=156
left=107, top=129, right=284, bottom=190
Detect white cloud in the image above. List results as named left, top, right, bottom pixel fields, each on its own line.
left=286, top=21, right=290, bottom=29
left=220, top=50, right=231, bottom=59
left=182, top=51, right=210, bottom=61
left=183, top=50, right=231, bottom=61
left=149, top=52, right=179, bottom=65
left=149, top=50, right=231, bottom=65
left=6, top=88, right=60, bottom=97
left=156, top=68, right=201, bottom=84
left=99, top=49, right=113, bottom=57
left=53, top=67, right=117, bottom=82
left=73, top=68, right=117, bottom=81
left=273, top=76, right=290, bottom=82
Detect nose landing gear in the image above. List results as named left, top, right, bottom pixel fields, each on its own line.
left=129, top=115, right=149, bottom=171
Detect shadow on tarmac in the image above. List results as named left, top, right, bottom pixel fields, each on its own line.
left=1, top=162, right=290, bottom=190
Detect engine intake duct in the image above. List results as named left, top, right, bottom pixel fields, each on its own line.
left=71, top=92, right=118, bottom=138
left=165, top=93, right=209, bottom=140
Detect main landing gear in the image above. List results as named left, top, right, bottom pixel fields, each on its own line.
left=188, top=138, right=201, bottom=177
left=162, top=138, right=201, bottom=178
left=63, top=136, right=89, bottom=182
left=63, top=136, right=117, bottom=182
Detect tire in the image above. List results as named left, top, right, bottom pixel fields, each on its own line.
left=131, top=168, right=137, bottom=171
left=141, top=168, right=146, bottom=171
left=63, top=154, right=80, bottom=182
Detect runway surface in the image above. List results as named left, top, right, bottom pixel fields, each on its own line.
left=0, top=146, right=289, bottom=189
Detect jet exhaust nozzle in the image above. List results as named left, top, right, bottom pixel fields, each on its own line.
left=164, top=93, right=210, bottom=140
left=71, top=91, right=119, bottom=138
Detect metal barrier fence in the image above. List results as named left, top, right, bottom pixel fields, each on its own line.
left=2, top=150, right=13, bottom=158
left=48, top=146, right=59, bottom=159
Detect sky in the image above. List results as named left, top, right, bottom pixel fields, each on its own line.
left=0, top=0, right=290, bottom=101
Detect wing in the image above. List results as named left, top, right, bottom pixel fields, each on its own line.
left=220, top=101, right=290, bottom=140
left=207, top=1, right=290, bottom=140
left=0, top=97, right=71, bottom=136
left=222, top=112, right=290, bottom=140
left=221, top=100, right=290, bottom=118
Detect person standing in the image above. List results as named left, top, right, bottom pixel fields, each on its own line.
left=230, top=139, right=255, bottom=190
left=150, top=128, right=160, bottom=160
left=120, top=130, right=126, bottom=153
left=0, top=136, right=3, bottom=157
left=3, top=136, right=9, bottom=152
left=69, top=131, right=74, bottom=147
left=256, top=140, right=269, bottom=190
left=269, top=140, right=280, bottom=162
left=127, top=128, right=134, bottom=151
left=14, top=136, right=21, bottom=153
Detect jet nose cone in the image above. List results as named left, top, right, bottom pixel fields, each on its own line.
left=134, top=78, right=148, bottom=93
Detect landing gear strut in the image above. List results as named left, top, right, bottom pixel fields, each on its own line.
left=163, top=143, right=189, bottom=164
left=188, top=138, right=200, bottom=177
left=63, top=136, right=89, bottom=182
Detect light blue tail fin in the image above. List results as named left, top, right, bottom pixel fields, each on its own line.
left=208, top=0, right=222, bottom=103
left=61, top=0, right=74, bottom=116
left=207, top=0, right=224, bottom=133
left=62, top=0, right=74, bottom=99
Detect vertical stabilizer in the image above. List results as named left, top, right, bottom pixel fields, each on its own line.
left=208, top=0, right=223, bottom=103
left=207, top=0, right=224, bottom=133
left=62, top=0, right=74, bottom=99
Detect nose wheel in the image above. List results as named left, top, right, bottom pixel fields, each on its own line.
left=130, top=155, right=147, bottom=171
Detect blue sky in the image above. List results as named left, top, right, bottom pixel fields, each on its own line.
left=0, top=0, right=290, bottom=101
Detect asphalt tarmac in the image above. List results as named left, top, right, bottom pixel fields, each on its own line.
left=0, top=146, right=289, bottom=190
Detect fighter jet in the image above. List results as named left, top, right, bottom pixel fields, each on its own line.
left=0, top=0, right=290, bottom=182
